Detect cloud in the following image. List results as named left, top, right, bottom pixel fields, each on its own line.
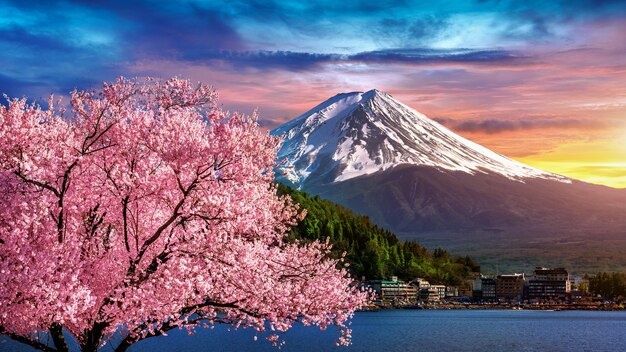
left=197, top=51, right=340, bottom=70
left=0, top=73, right=39, bottom=102
left=566, top=165, right=626, bottom=178
left=434, top=117, right=605, bottom=134
left=186, top=48, right=529, bottom=72
left=348, top=48, right=527, bottom=65
left=0, top=26, right=74, bottom=52
left=121, top=5, right=244, bottom=60
left=370, top=16, right=451, bottom=47
left=0, top=1, right=244, bottom=99
left=58, top=1, right=244, bottom=60
left=503, top=9, right=552, bottom=40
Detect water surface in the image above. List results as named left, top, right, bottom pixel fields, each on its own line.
left=3, top=310, right=626, bottom=351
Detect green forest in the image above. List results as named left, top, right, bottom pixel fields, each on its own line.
left=589, top=272, right=626, bottom=299
left=278, top=184, right=480, bottom=286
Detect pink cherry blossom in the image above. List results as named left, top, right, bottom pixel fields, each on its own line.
left=0, top=77, right=370, bottom=352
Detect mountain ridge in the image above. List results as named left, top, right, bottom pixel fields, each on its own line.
left=272, top=89, right=569, bottom=189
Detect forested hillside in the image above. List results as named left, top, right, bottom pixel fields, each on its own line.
left=279, top=184, right=479, bottom=286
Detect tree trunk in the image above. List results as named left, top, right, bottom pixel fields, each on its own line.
left=114, top=338, right=133, bottom=352
left=49, top=323, right=69, bottom=352
left=80, top=322, right=107, bottom=352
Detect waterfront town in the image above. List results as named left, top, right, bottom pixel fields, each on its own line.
left=364, top=267, right=624, bottom=310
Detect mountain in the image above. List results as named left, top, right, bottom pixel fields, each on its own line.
left=273, top=89, right=567, bottom=187
left=271, top=90, right=626, bottom=272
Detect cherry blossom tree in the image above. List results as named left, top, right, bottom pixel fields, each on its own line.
left=0, top=77, right=369, bottom=352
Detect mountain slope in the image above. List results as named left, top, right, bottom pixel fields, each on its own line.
left=273, top=89, right=567, bottom=188
left=306, top=165, right=626, bottom=233
left=271, top=90, right=626, bottom=272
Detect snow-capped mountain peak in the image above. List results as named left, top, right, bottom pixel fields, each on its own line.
left=271, top=90, right=569, bottom=188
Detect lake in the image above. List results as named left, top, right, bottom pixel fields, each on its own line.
left=3, top=310, right=626, bottom=351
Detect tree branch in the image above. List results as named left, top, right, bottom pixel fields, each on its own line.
left=0, top=326, right=57, bottom=352
left=55, top=159, right=79, bottom=243
left=113, top=300, right=259, bottom=352
left=113, top=317, right=209, bottom=352
left=12, top=170, right=60, bottom=197
left=128, top=177, right=198, bottom=275
left=121, top=195, right=131, bottom=254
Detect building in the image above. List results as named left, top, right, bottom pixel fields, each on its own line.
left=366, top=278, right=418, bottom=303
left=411, top=278, right=449, bottom=302
left=495, top=273, right=525, bottom=300
left=417, top=284, right=447, bottom=301
left=431, top=285, right=446, bottom=299
left=410, top=278, right=431, bottom=290
left=473, top=275, right=497, bottom=300
left=446, top=286, right=459, bottom=298
left=420, top=287, right=441, bottom=302
left=480, top=277, right=497, bottom=300
left=528, top=267, right=571, bottom=299
left=472, top=275, right=483, bottom=298
left=458, top=286, right=473, bottom=298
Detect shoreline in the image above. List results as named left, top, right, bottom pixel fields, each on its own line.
left=362, top=302, right=625, bottom=311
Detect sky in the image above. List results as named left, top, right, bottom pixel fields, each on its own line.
left=1, top=0, right=625, bottom=188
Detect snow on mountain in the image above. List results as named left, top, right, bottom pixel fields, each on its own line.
left=271, top=89, right=569, bottom=188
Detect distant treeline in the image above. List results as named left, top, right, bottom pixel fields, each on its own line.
left=589, top=272, right=626, bottom=299
left=278, top=184, right=479, bottom=286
